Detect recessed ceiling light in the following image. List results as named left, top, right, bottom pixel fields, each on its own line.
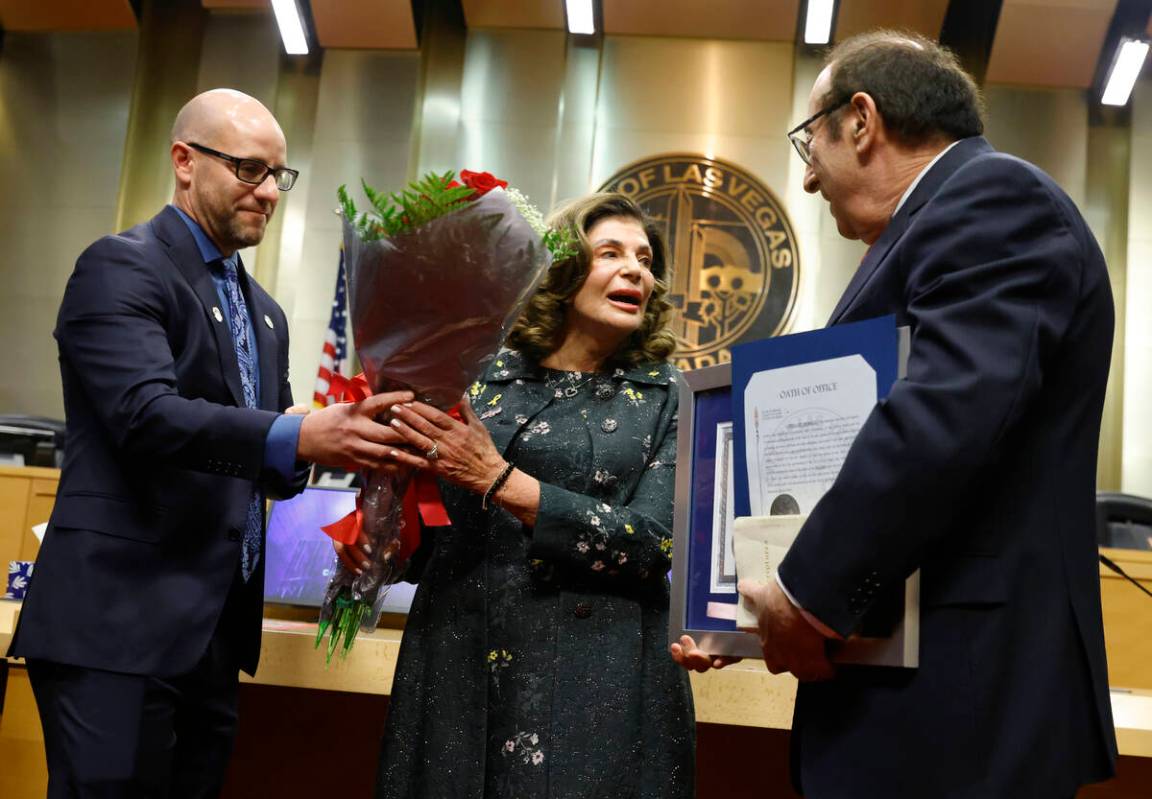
left=566, top=0, right=596, bottom=36
left=1102, top=37, right=1149, bottom=107
left=271, top=0, right=309, bottom=56
left=804, top=0, right=836, bottom=46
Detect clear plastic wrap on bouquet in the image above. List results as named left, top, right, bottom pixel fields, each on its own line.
left=316, top=187, right=551, bottom=660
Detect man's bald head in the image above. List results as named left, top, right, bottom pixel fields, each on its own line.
left=171, top=89, right=285, bottom=150
left=169, top=89, right=290, bottom=256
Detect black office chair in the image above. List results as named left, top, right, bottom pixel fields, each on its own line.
left=0, top=414, right=66, bottom=467
left=1095, top=492, right=1152, bottom=602
left=1096, top=491, right=1152, bottom=551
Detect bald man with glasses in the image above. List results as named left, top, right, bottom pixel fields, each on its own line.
left=10, top=89, right=413, bottom=797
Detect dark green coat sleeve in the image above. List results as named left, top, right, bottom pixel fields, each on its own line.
left=528, top=392, right=677, bottom=582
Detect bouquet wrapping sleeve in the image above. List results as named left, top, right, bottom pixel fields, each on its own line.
left=317, top=187, right=550, bottom=659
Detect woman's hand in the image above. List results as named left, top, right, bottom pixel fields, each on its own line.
left=669, top=635, right=743, bottom=673
left=385, top=399, right=506, bottom=495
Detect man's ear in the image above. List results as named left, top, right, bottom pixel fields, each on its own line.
left=171, top=142, right=193, bottom=188
left=849, top=91, right=880, bottom=155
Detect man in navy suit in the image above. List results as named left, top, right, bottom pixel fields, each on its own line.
left=10, top=89, right=413, bottom=797
left=675, top=32, right=1117, bottom=797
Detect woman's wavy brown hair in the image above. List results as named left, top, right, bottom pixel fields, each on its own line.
left=505, top=192, right=676, bottom=368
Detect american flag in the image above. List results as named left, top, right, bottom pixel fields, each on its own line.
left=312, top=250, right=349, bottom=408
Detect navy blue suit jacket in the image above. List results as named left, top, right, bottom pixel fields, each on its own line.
left=778, top=138, right=1118, bottom=797
left=10, top=206, right=304, bottom=677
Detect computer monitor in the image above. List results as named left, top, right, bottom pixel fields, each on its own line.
left=263, top=486, right=417, bottom=613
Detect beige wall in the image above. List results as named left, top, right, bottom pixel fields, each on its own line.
left=0, top=32, right=137, bottom=419
left=982, top=85, right=1133, bottom=490
left=0, top=15, right=1146, bottom=495
left=280, top=49, right=421, bottom=405
left=1124, top=75, right=1152, bottom=497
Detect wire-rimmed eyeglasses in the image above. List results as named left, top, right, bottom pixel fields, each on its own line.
left=186, top=142, right=299, bottom=191
left=786, top=101, right=847, bottom=165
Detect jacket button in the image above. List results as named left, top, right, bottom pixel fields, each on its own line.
left=573, top=601, right=593, bottom=619
left=227, top=528, right=242, bottom=542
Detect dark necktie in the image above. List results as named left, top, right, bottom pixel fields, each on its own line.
left=222, top=256, right=263, bottom=582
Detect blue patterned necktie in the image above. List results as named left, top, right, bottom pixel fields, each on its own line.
left=222, top=256, right=263, bottom=582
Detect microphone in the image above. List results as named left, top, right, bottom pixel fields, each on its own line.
left=1099, top=552, right=1152, bottom=600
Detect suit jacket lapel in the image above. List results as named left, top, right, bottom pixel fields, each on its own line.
left=826, top=216, right=907, bottom=325
left=153, top=207, right=246, bottom=406
left=826, top=136, right=994, bottom=326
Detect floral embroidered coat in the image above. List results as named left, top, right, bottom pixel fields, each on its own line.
left=376, top=350, right=695, bottom=799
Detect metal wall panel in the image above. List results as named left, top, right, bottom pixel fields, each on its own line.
left=589, top=37, right=795, bottom=187
left=0, top=32, right=137, bottom=417
left=1123, top=75, right=1152, bottom=495
left=455, top=28, right=568, bottom=209
left=983, top=86, right=1089, bottom=208
left=1085, top=114, right=1132, bottom=492
left=284, top=49, right=422, bottom=404
left=195, top=10, right=286, bottom=286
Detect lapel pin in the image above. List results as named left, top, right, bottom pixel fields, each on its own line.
left=264, top=314, right=274, bottom=329
left=212, top=306, right=224, bottom=323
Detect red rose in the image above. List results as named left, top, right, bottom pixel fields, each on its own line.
left=459, top=169, right=508, bottom=199
left=445, top=179, right=463, bottom=189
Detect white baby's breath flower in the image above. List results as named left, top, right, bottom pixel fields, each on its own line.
left=505, top=187, right=548, bottom=237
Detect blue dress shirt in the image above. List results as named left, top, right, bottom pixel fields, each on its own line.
left=171, top=205, right=304, bottom=482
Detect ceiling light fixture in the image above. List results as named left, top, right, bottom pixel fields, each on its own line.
left=804, top=0, right=836, bottom=46
left=271, top=0, right=309, bottom=56
left=566, top=0, right=596, bottom=36
left=1101, top=37, right=1149, bottom=106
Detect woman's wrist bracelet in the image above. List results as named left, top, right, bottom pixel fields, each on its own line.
left=482, top=462, right=516, bottom=510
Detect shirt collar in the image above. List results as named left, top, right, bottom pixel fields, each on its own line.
left=170, top=204, right=226, bottom=265
left=892, top=140, right=961, bottom=218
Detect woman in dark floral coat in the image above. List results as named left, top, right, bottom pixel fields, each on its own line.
left=362, top=193, right=695, bottom=798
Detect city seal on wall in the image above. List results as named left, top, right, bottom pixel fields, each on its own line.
left=599, top=154, right=799, bottom=372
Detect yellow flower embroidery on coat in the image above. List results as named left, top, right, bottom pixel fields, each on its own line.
left=469, top=381, right=485, bottom=398
left=624, top=523, right=635, bottom=535
left=659, top=537, right=673, bottom=555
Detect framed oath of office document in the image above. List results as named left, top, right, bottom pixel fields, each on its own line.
left=669, top=363, right=762, bottom=658
left=668, top=318, right=920, bottom=665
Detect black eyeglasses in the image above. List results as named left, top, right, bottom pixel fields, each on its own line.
left=786, top=101, right=847, bottom=165
left=186, top=142, right=299, bottom=191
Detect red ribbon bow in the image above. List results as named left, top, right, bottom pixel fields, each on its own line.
left=319, top=373, right=452, bottom=562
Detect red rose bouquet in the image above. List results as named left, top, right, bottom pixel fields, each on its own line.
left=315, top=169, right=573, bottom=660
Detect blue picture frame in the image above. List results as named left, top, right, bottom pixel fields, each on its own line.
left=669, top=363, right=761, bottom=658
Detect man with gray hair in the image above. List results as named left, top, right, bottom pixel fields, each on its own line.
left=10, top=89, right=413, bottom=796
left=675, top=31, right=1117, bottom=797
